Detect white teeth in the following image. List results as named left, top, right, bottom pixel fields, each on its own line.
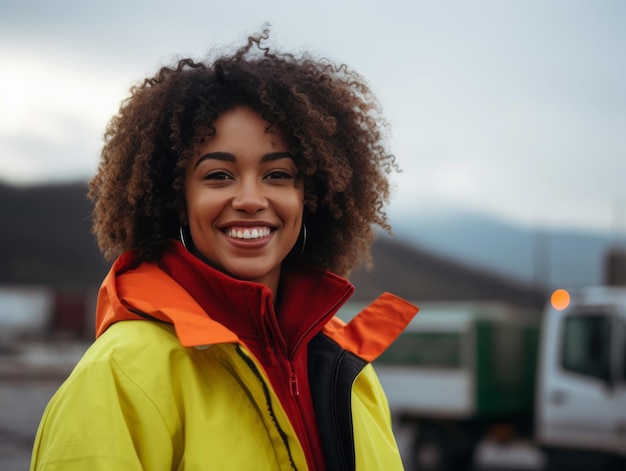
left=228, top=227, right=270, bottom=240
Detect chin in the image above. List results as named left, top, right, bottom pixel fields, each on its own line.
left=224, top=264, right=278, bottom=286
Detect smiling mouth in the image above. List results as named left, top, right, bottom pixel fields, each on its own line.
left=225, top=226, right=272, bottom=240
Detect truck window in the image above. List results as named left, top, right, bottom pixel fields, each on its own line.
left=561, top=315, right=611, bottom=382
left=619, top=320, right=626, bottom=382
left=376, top=332, right=462, bottom=368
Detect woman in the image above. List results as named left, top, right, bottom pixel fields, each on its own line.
left=31, top=30, right=417, bottom=471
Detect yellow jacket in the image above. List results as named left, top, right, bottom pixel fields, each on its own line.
left=31, top=247, right=417, bottom=470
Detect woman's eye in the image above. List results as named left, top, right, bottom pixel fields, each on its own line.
left=265, top=170, right=294, bottom=180
left=204, top=171, right=232, bottom=180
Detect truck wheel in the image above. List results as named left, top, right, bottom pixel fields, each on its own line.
left=412, top=425, right=452, bottom=471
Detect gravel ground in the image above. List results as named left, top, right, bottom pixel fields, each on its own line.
left=0, top=380, right=64, bottom=471
left=0, top=341, right=86, bottom=471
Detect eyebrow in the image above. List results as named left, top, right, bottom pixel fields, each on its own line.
left=193, top=151, right=295, bottom=169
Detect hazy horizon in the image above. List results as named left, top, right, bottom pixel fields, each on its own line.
left=2, top=0, right=625, bottom=235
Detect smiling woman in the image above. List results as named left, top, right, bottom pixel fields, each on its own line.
left=30, top=28, right=418, bottom=471
left=183, top=105, right=304, bottom=293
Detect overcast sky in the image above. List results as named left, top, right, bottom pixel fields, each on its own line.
left=1, top=0, right=624, bottom=235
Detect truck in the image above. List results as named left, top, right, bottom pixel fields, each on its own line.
left=340, top=287, right=626, bottom=470
left=535, top=287, right=626, bottom=470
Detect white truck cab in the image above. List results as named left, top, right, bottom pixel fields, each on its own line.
left=535, top=286, right=626, bottom=466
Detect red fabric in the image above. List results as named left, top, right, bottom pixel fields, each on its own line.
left=154, top=241, right=353, bottom=471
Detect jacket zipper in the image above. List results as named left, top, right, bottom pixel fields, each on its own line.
left=235, top=346, right=298, bottom=471
left=260, top=296, right=352, bottom=471
left=289, top=366, right=299, bottom=396
left=260, top=309, right=323, bottom=468
left=284, top=303, right=337, bottom=399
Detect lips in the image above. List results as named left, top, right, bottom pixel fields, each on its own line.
left=224, top=226, right=272, bottom=240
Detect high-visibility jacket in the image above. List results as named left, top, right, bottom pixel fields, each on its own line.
left=31, top=244, right=418, bottom=470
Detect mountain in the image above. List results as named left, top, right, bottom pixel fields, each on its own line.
left=389, top=207, right=621, bottom=289
left=0, top=181, right=108, bottom=288
left=350, top=236, right=545, bottom=308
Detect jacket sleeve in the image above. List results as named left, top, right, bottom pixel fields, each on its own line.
left=30, top=355, right=177, bottom=471
left=351, top=363, right=404, bottom=471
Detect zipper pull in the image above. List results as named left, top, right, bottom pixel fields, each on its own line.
left=289, top=368, right=299, bottom=397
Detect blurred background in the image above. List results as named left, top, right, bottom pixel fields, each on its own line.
left=1, top=1, right=625, bottom=469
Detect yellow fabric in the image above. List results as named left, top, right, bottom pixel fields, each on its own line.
left=352, top=365, right=403, bottom=470
left=31, top=320, right=405, bottom=470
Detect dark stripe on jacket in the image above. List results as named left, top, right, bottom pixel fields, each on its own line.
left=308, top=333, right=368, bottom=471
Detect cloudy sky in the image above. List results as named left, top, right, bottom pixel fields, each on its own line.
left=1, top=0, right=624, bottom=235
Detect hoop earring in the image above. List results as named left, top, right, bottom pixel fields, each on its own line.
left=298, top=223, right=307, bottom=259
left=179, top=224, right=191, bottom=251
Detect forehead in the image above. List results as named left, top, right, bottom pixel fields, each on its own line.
left=186, top=107, right=296, bottom=174
left=199, top=106, right=287, bottom=151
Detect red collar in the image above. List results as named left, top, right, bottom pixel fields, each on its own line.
left=97, top=240, right=354, bottom=357
left=158, top=241, right=354, bottom=357
left=95, top=240, right=418, bottom=362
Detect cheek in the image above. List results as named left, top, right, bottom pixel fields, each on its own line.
left=184, top=189, right=219, bottom=226
left=287, top=192, right=305, bottom=226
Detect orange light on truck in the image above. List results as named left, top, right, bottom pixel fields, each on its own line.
left=551, top=289, right=570, bottom=311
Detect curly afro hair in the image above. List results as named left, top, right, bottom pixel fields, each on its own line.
left=88, top=28, right=398, bottom=277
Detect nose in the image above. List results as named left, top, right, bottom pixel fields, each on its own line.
left=231, top=179, right=269, bottom=213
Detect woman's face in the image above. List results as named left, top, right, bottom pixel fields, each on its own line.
left=183, top=105, right=304, bottom=293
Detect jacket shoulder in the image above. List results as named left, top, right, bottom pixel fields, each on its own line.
left=76, top=320, right=199, bottom=398
left=55, top=320, right=189, bottom=411
left=31, top=321, right=187, bottom=470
